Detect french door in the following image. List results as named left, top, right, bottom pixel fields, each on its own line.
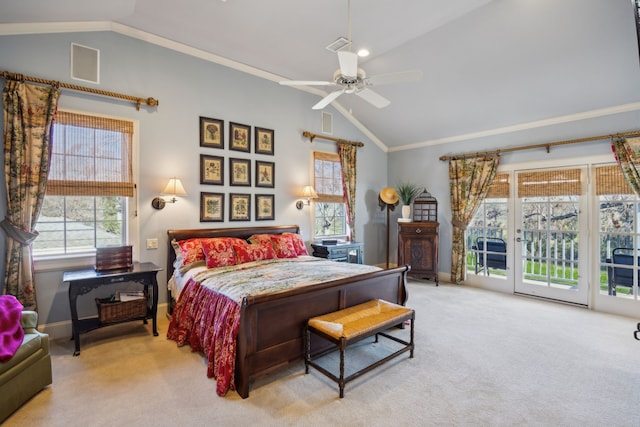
left=513, top=167, right=589, bottom=305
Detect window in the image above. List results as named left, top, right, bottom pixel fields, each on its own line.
left=467, top=173, right=509, bottom=277
left=33, top=111, right=136, bottom=257
left=313, top=151, right=346, bottom=238
left=596, top=164, right=639, bottom=299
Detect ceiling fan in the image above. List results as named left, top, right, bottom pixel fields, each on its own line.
left=279, top=0, right=422, bottom=110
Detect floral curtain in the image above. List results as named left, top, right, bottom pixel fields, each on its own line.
left=2, top=81, right=60, bottom=310
left=611, top=137, right=640, bottom=197
left=338, top=143, right=357, bottom=241
left=449, top=156, right=499, bottom=283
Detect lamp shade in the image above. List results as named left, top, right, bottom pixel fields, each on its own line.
left=162, top=178, right=187, bottom=196
left=300, top=185, right=318, bottom=199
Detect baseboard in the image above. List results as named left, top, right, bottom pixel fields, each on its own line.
left=41, top=302, right=168, bottom=341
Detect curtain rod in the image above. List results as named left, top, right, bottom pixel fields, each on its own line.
left=0, top=71, right=159, bottom=111
left=438, top=130, right=640, bottom=161
left=302, top=131, right=364, bottom=147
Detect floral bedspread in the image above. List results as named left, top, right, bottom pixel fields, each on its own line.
left=166, top=257, right=380, bottom=396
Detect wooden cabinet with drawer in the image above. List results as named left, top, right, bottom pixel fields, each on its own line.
left=397, top=222, right=439, bottom=285
left=311, top=242, right=363, bottom=264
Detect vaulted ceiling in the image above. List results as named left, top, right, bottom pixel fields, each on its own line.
left=1, top=0, right=639, bottom=151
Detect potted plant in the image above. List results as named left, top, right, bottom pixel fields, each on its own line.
left=396, top=182, right=424, bottom=220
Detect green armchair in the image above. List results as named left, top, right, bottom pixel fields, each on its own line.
left=0, top=310, right=52, bottom=423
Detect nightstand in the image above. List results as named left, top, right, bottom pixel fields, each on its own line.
left=311, top=242, right=363, bottom=264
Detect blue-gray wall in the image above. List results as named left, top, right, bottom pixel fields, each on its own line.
left=0, top=31, right=389, bottom=330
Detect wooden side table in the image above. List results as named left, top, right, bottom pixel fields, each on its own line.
left=311, top=242, right=363, bottom=264
left=397, top=221, right=439, bottom=285
left=63, top=262, right=162, bottom=356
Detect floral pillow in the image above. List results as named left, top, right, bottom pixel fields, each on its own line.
left=247, top=233, right=273, bottom=246
left=270, top=234, right=298, bottom=258
left=232, top=239, right=276, bottom=264
left=200, top=238, right=237, bottom=268
left=283, top=232, right=309, bottom=256
left=172, top=238, right=206, bottom=267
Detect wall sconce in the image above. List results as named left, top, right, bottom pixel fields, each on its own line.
left=151, top=177, right=187, bottom=210
left=296, top=185, right=318, bottom=210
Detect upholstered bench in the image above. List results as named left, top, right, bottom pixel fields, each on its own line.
left=304, top=299, right=414, bottom=398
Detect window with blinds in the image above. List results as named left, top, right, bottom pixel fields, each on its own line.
left=48, top=111, right=134, bottom=197
left=596, top=164, right=639, bottom=298
left=34, top=111, right=135, bottom=257
left=313, top=151, right=346, bottom=238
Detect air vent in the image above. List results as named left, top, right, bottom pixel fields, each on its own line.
left=326, top=37, right=351, bottom=53
left=71, top=43, right=100, bottom=84
left=322, top=111, right=333, bottom=134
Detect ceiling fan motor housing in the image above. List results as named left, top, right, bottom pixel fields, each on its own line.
left=333, top=68, right=367, bottom=89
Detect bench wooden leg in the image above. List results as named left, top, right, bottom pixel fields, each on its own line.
left=304, top=326, right=310, bottom=374
left=339, top=339, right=346, bottom=398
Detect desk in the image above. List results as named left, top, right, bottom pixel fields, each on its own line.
left=63, top=262, right=162, bottom=356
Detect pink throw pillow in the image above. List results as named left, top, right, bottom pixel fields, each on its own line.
left=200, top=238, right=237, bottom=268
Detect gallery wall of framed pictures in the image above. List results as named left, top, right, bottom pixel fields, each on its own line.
left=198, top=116, right=275, bottom=222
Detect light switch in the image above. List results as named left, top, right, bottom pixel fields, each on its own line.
left=146, top=238, right=158, bottom=249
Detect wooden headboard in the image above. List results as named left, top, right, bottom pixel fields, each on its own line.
left=166, top=225, right=300, bottom=283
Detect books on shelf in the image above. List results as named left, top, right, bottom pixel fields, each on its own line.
left=116, top=290, right=145, bottom=302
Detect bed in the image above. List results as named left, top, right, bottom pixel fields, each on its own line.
left=165, top=225, right=409, bottom=398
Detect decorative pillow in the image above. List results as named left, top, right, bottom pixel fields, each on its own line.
left=232, top=239, right=276, bottom=264
left=172, top=238, right=206, bottom=267
left=283, top=232, right=309, bottom=256
left=247, top=233, right=273, bottom=246
left=270, top=234, right=298, bottom=258
left=200, top=238, right=237, bottom=268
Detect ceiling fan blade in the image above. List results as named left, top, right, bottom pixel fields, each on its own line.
left=337, top=51, right=358, bottom=77
left=355, top=88, right=390, bottom=108
left=279, top=80, right=335, bottom=86
left=366, top=70, right=423, bottom=86
left=312, top=90, right=344, bottom=110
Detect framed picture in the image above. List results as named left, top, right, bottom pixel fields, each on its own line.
left=255, top=127, right=274, bottom=155
left=230, top=193, right=251, bottom=221
left=200, top=192, right=224, bottom=222
left=229, top=122, right=251, bottom=152
left=200, top=116, right=224, bottom=149
left=230, top=157, right=251, bottom=186
left=200, top=154, right=224, bottom=185
left=255, top=160, right=275, bottom=188
left=255, top=194, right=275, bottom=221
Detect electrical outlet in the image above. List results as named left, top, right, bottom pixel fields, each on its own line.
left=146, top=238, right=158, bottom=249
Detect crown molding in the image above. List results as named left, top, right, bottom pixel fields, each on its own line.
left=389, top=102, right=640, bottom=153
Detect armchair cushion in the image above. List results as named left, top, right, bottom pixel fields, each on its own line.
left=0, top=309, right=52, bottom=423
left=0, top=295, right=24, bottom=362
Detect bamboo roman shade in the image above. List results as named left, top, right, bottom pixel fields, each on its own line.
left=595, top=164, right=633, bottom=195
left=517, top=168, right=581, bottom=197
left=313, top=151, right=343, bottom=203
left=47, top=111, right=134, bottom=197
left=485, top=172, right=510, bottom=198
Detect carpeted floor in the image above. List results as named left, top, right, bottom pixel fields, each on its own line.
left=4, top=280, right=640, bottom=427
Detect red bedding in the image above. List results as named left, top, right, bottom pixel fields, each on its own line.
left=167, top=278, right=240, bottom=396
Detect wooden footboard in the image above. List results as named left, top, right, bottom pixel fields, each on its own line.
left=234, top=265, right=409, bottom=398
